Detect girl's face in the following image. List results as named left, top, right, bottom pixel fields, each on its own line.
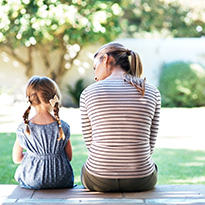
left=93, top=55, right=108, bottom=81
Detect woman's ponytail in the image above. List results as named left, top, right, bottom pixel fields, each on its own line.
left=129, top=50, right=143, bottom=78
left=124, top=49, right=145, bottom=95
left=136, top=53, right=143, bottom=78
left=123, top=73, right=146, bottom=96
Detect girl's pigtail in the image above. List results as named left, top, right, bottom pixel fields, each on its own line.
left=53, top=103, right=65, bottom=141
left=23, top=105, right=31, bottom=136
left=50, top=95, right=65, bottom=141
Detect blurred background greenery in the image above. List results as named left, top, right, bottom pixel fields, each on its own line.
left=0, top=0, right=205, bottom=108
left=158, top=61, right=205, bottom=107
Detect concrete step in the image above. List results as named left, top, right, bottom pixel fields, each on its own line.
left=0, top=184, right=205, bottom=204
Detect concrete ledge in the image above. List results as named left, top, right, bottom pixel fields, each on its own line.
left=0, top=184, right=205, bottom=204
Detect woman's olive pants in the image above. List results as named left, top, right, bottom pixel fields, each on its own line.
left=81, top=164, right=158, bottom=192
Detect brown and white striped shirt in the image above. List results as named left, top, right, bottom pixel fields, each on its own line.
left=80, top=78, right=161, bottom=179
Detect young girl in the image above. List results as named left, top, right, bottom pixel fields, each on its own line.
left=12, top=76, right=74, bottom=189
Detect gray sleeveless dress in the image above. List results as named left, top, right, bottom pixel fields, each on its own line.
left=14, top=120, right=74, bottom=189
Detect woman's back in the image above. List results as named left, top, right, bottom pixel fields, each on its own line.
left=80, top=78, right=161, bottom=179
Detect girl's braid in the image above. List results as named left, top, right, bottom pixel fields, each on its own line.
left=23, top=105, right=31, bottom=135
left=53, top=102, right=65, bottom=140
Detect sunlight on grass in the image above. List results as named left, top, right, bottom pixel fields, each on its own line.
left=70, top=134, right=88, bottom=185
left=0, top=133, right=205, bottom=186
left=179, top=162, right=204, bottom=166
left=0, top=133, right=18, bottom=184
left=171, top=176, right=205, bottom=184
left=153, top=148, right=205, bottom=185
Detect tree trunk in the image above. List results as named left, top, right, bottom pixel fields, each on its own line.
left=1, top=43, right=82, bottom=83
left=25, top=46, right=33, bottom=78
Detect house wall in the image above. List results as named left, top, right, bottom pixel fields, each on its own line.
left=117, top=38, right=205, bottom=86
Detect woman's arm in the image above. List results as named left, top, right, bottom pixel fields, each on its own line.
left=150, top=89, right=161, bottom=155
left=80, top=91, right=93, bottom=150
left=65, top=139, right=72, bottom=161
left=12, top=137, right=24, bottom=164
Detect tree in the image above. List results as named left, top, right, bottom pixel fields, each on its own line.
left=1, top=0, right=204, bottom=84
left=119, top=0, right=205, bottom=38
left=0, top=0, right=122, bottom=82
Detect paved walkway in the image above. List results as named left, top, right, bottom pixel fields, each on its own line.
left=1, top=184, right=205, bottom=205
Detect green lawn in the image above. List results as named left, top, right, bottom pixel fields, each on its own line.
left=0, top=133, right=205, bottom=185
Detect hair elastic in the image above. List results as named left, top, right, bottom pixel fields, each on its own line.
left=126, top=49, right=131, bottom=55
left=49, top=95, right=59, bottom=107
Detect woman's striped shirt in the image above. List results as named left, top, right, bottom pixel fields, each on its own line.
left=80, top=78, right=161, bottom=179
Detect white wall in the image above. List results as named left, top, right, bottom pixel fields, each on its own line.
left=117, top=38, right=205, bottom=86
left=0, top=38, right=205, bottom=105
left=0, top=49, right=28, bottom=104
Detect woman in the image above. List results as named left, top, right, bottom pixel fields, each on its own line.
left=80, top=42, right=161, bottom=192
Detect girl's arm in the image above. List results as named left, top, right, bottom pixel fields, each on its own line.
left=65, top=139, right=72, bottom=161
left=12, top=137, right=24, bottom=164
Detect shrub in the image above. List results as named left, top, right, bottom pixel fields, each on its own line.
left=158, top=61, right=205, bottom=107
left=66, top=78, right=87, bottom=107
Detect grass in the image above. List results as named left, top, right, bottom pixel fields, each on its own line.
left=153, top=149, right=205, bottom=184
left=0, top=133, right=205, bottom=185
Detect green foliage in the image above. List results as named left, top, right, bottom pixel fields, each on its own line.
left=158, top=61, right=205, bottom=107
left=0, top=0, right=122, bottom=47
left=120, top=0, right=205, bottom=38
left=1, top=0, right=204, bottom=49
left=0, top=0, right=204, bottom=82
left=0, top=0, right=123, bottom=81
left=66, top=78, right=87, bottom=107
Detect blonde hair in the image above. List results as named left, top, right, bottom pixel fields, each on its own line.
left=94, top=42, right=145, bottom=95
left=23, top=76, right=65, bottom=140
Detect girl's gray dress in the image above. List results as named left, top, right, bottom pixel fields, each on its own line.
left=14, top=120, right=74, bottom=189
